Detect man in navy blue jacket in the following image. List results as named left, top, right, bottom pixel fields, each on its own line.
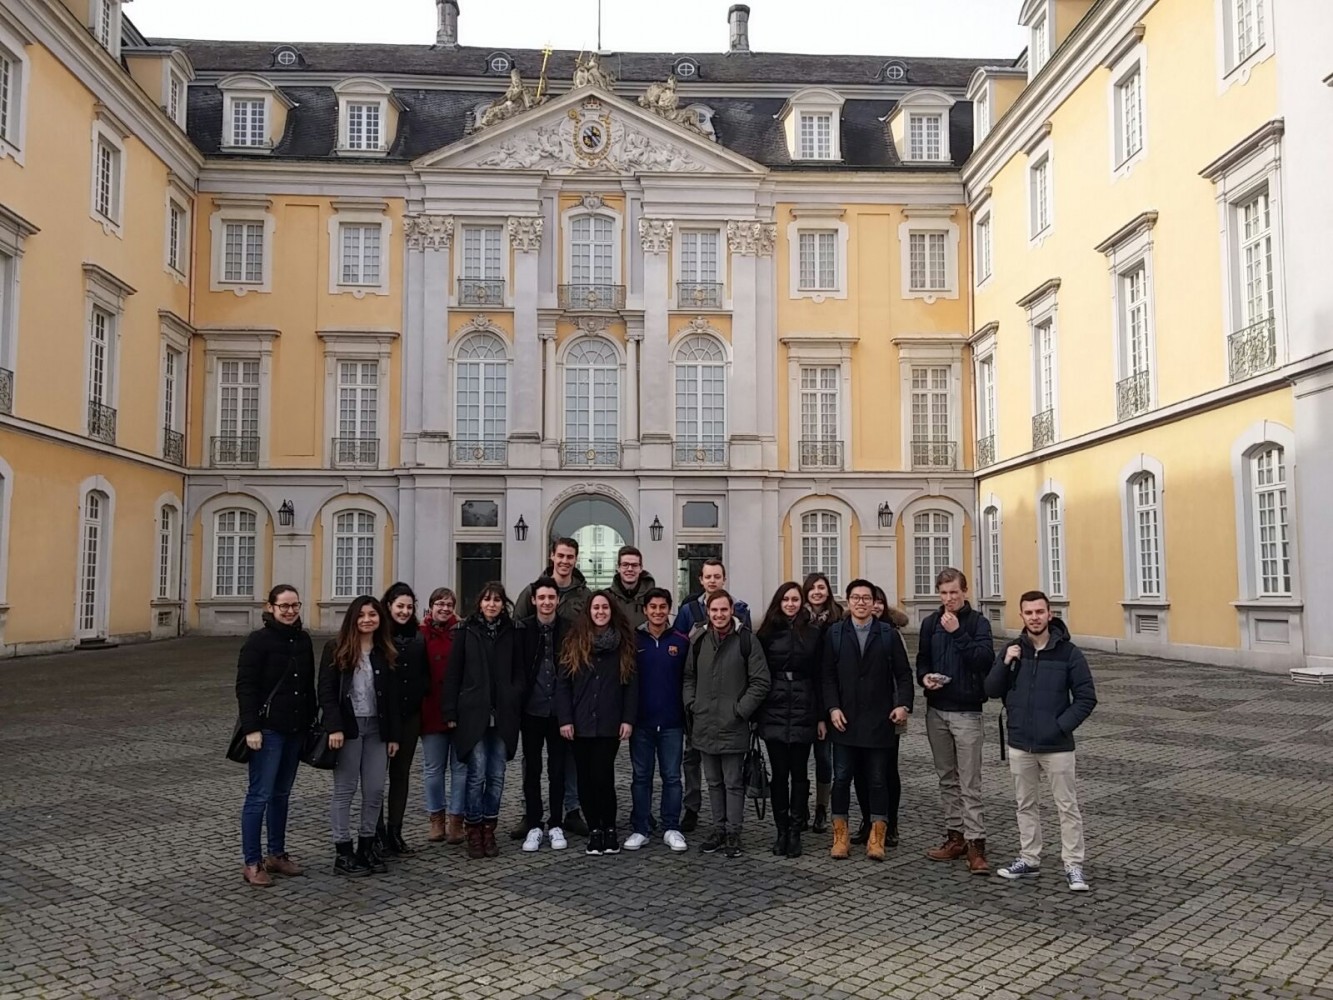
left=986, top=590, right=1097, bottom=891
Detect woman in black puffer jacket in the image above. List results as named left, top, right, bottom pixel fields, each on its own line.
left=379, top=582, right=427, bottom=858
left=236, top=584, right=316, bottom=887
left=756, top=581, right=822, bottom=858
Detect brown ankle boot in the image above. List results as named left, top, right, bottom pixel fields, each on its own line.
left=445, top=814, right=465, bottom=844
left=262, top=853, right=303, bottom=877
left=465, top=821, right=485, bottom=859
left=866, top=821, right=887, bottom=861
left=428, top=811, right=447, bottom=842
left=481, top=819, right=500, bottom=857
left=830, top=818, right=850, bottom=860
left=241, top=863, right=273, bottom=887
left=967, top=838, right=990, bottom=874
left=926, top=830, right=966, bottom=862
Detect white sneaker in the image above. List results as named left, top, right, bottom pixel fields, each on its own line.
left=664, top=830, right=688, bottom=853
left=547, top=826, right=568, bottom=850
left=624, top=832, right=650, bottom=851
left=521, top=827, right=544, bottom=853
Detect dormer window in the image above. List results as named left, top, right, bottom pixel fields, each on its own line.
left=779, top=88, right=845, bottom=163
left=90, top=0, right=122, bottom=58
left=1022, top=0, right=1055, bottom=79
left=882, top=61, right=907, bottom=82
left=908, top=113, right=944, bottom=161
left=886, top=89, right=956, bottom=164
left=272, top=46, right=303, bottom=68
left=675, top=58, right=699, bottom=79
left=799, top=113, right=832, bottom=160
left=967, top=68, right=992, bottom=144
left=218, top=75, right=294, bottom=154
left=334, top=78, right=398, bottom=157
left=232, top=99, right=266, bottom=146
left=160, top=51, right=195, bottom=131
left=487, top=52, right=512, bottom=74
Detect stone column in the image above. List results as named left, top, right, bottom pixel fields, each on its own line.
left=508, top=216, right=544, bottom=468
left=624, top=327, right=642, bottom=469
left=540, top=323, right=559, bottom=468
left=639, top=217, right=674, bottom=468
left=404, top=214, right=453, bottom=467
left=726, top=221, right=775, bottom=471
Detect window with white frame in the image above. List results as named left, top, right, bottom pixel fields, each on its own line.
left=1030, top=12, right=1050, bottom=76
left=798, top=231, right=837, bottom=291
left=913, top=511, right=953, bottom=597
left=167, top=71, right=185, bottom=127
left=1034, top=319, right=1056, bottom=420
left=211, top=197, right=274, bottom=293
left=230, top=98, right=266, bottom=147
left=459, top=224, right=503, bottom=306
left=1030, top=153, right=1052, bottom=237
left=798, top=113, right=833, bottom=160
left=975, top=213, right=992, bottom=284
left=223, top=220, right=264, bottom=284
left=93, top=0, right=119, bottom=53
left=344, top=101, right=382, bottom=151
left=1040, top=493, right=1066, bottom=597
left=1240, top=189, right=1274, bottom=329
left=679, top=229, right=721, bottom=307
left=570, top=215, right=614, bottom=285
left=216, top=358, right=260, bottom=461
left=77, top=489, right=108, bottom=636
left=333, top=510, right=377, bottom=598
left=167, top=198, right=188, bottom=275
left=800, top=510, right=842, bottom=593
left=799, top=365, right=840, bottom=467
left=0, top=248, right=14, bottom=379
left=1114, top=65, right=1144, bottom=166
left=910, top=366, right=953, bottom=468
left=982, top=505, right=1002, bottom=600
left=564, top=339, right=619, bottom=444
left=907, top=113, right=944, bottom=161
left=162, top=345, right=182, bottom=431
left=87, top=306, right=114, bottom=421
left=337, top=360, right=378, bottom=445
left=1232, top=0, right=1267, bottom=66
left=974, top=96, right=990, bottom=144
left=156, top=504, right=178, bottom=600
left=0, top=40, right=24, bottom=157
left=455, top=333, right=508, bottom=455
left=908, top=231, right=948, bottom=292
left=1251, top=445, right=1290, bottom=596
left=1118, top=264, right=1153, bottom=415
left=674, top=335, right=727, bottom=462
left=1129, top=472, right=1163, bottom=598
left=339, top=223, right=382, bottom=286
left=213, top=508, right=257, bottom=598
left=92, top=132, right=121, bottom=224
left=977, top=353, right=997, bottom=445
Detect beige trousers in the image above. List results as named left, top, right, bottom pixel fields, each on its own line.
left=1008, top=748, right=1084, bottom=867
left=925, top=707, right=986, bottom=840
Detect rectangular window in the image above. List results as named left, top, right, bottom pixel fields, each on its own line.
left=218, top=359, right=260, bottom=443
left=162, top=346, right=181, bottom=430
left=799, top=365, right=839, bottom=443
left=93, top=137, right=119, bottom=222
left=1253, top=447, right=1290, bottom=596
left=1133, top=475, right=1162, bottom=598
left=157, top=506, right=175, bottom=600
left=800, top=511, right=841, bottom=593
left=340, top=223, right=382, bottom=286
left=96, top=0, right=114, bottom=49
left=223, top=222, right=264, bottom=283
left=214, top=509, right=256, bottom=598
left=1031, top=13, right=1049, bottom=74
left=338, top=360, right=378, bottom=440
left=334, top=510, right=376, bottom=598
left=1240, top=191, right=1273, bottom=326
left=345, top=101, right=382, bottom=151
left=974, top=97, right=990, bottom=143
left=1034, top=320, right=1056, bottom=413
left=911, top=366, right=952, bottom=467
left=975, top=214, right=992, bottom=283
left=462, top=225, right=503, bottom=280
left=1234, top=0, right=1266, bottom=64
left=1122, top=266, right=1150, bottom=376
left=1030, top=155, right=1051, bottom=236
left=88, top=307, right=111, bottom=405
left=1043, top=495, right=1065, bottom=597
left=230, top=98, right=266, bottom=147
left=1116, top=67, right=1143, bottom=164
left=978, top=356, right=997, bottom=439
left=0, top=49, right=13, bottom=144
left=168, top=201, right=186, bottom=274
left=983, top=507, right=1001, bottom=599
left=913, top=512, right=953, bottom=597
left=798, top=230, right=837, bottom=291
left=908, top=114, right=943, bottom=161
left=167, top=73, right=183, bottom=126
left=570, top=215, right=615, bottom=285
left=798, top=113, right=832, bottom=159
left=908, top=231, right=948, bottom=292
left=679, top=230, right=720, bottom=283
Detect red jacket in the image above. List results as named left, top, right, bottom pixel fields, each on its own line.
left=418, top=615, right=458, bottom=734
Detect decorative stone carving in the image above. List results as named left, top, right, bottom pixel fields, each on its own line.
left=404, top=214, right=454, bottom=251
left=726, top=220, right=777, bottom=256
left=506, top=216, right=544, bottom=252
left=459, top=314, right=505, bottom=336
left=580, top=194, right=605, bottom=210
left=575, top=316, right=610, bottom=335
left=683, top=316, right=718, bottom=336
left=638, top=74, right=709, bottom=137
left=475, top=114, right=707, bottom=174
left=475, top=68, right=547, bottom=131
left=638, top=217, right=674, bottom=253
left=572, top=52, right=614, bottom=91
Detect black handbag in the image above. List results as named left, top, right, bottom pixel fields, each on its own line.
left=300, top=671, right=346, bottom=770
left=743, top=727, right=769, bottom=820
left=226, top=674, right=287, bottom=764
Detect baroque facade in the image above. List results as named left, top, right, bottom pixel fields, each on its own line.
left=0, top=0, right=1328, bottom=671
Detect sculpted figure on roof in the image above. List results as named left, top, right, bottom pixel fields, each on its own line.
left=638, top=73, right=708, bottom=137
left=573, top=52, right=614, bottom=91
left=476, top=68, right=546, bottom=130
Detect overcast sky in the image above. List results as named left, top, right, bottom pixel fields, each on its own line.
left=130, top=0, right=1026, bottom=59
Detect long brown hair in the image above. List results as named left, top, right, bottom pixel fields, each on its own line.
left=802, top=572, right=843, bottom=622
left=560, top=591, right=635, bottom=682
left=332, top=595, right=398, bottom=671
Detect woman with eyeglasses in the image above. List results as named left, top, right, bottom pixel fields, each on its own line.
left=418, top=587, right=468, bottom=844
left=318, top=596, right=401, bottom=876
left=801, top=572, right=840, bottom=835
left=378, top=582, right=428, bottom=859
left=236, top=585, right=316, bottom=887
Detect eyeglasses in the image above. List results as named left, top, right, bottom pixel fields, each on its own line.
left=847, top=595, right=874, bottom=603
left=274, top=602, right=302, bottom=612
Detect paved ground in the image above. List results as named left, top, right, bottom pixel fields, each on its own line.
left=2, top=638, right=1333, bottom=1000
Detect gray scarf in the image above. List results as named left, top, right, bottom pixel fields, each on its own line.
left=592, top=627, right=620, bottom=653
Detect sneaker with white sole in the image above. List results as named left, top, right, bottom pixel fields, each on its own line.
left=997, top=858, right=1040, bottom=880
left=664, top=830, right=688, bottom=853
left=521, top=827, right=543, bottom=853
left=1065, top=864, right=1090, bottom=891
left=547, top=826, right=567, bottom=850
left=624, top=832, right=650, bottom=851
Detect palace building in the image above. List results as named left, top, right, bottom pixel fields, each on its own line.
left=0, top=0, right=1329, bottom=672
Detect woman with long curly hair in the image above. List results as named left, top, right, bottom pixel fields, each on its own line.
left=802, top=572, right=840, bottom=835
left=317, top=596, right=401, bottom=877
left=556, top=592, right=638, bottom=856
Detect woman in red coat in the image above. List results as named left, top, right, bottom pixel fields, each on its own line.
left=416, top=587, right=467, bottom=844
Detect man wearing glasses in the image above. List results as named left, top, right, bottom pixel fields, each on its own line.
left=608, top=546, right=656, bottom=628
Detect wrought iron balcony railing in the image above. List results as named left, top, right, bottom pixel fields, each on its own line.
left=976, top=434, right=995, bottom=470
left=333, top=437, right=379, bottom=467
left=211, top=434, right=260, bottom=466
left=1031, top=408, right=1055, bottom=450
left=557, top=283, right=626, bottom=312
left=560, top=440, right=621, bottom=468
left=88, top=400, right=117, bottom=444
left=674, top=439, right=728, bottom=466
left=459, top=278, right=506, bottom=307
left=1116, top=370, right=1152, bottom=422
left=799, top=438, right=843, bottom=469
left=1228, top=315, right=1277, bottom=383
left=676, top=281, right=724, bottom=309
left=163, top=427, right=184, bottom=465
left=911, top=439, right=957, bottom=470
left=453, top=438, right=507, bottom=465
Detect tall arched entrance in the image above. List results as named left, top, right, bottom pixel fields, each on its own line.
left=548, top=494, right=634, bottom=591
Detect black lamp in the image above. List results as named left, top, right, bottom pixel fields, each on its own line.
left=513, top=515, right=528, bottom=541
left=877, top=502, right=893, bottom=529
left=277, top=499, right=295, bottom=527
left=649, top=515, right=664, bottom=542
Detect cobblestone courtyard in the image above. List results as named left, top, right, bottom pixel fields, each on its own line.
left=3, top=639, right=1333, bottom=999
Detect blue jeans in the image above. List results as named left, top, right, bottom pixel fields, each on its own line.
left=240, top=729, right=302, bottom=865
left=420, top=732, right=468, bottom=815
left=630, top=727, right=684, bottom=836
left=463, top=727, right=507, bottom=823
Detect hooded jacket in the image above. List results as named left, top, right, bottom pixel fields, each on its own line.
left=441, top=612, right=528, bottom=760
left=608, top=570, right=657, bottom=628
left=984, top=617, right=1097, bottom=754
left=683, top=619, right=771, bottom=755
left=755, top=614, right=822, bottom=745
left=673, top=594, right=751, bottom=635
left=417, top=615, right=457, bottom=734
left=821, top=617, right=914, bottom=749
left=635, top=623, right=689, bottom=731
left=513, top=566, right=591, bottom=623
left=235, top=614, right=316, bottom=735
left=915, top=601, right=994, bottom=712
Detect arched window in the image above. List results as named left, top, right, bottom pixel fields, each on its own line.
left=214, top=508, right=257, bottom=598
left=77, top=490, right=110, bottom=637
left=1039, top=493, right=1066, bottom=598
left=674, top=334, right=726, bottom=464
left=981, top=504, right=1001, bottom=600
left=1251, top=444, right=1290, bottom=596
left=912, top=510, right=953, bottom=597
left=800, top=510, right=842, bottom=593
left=1128, top=473, right=1162, bottom=598
left=570, top=215, right=614, bottom=287
left=333, top=509, right=376, bottom=598
left=156, top=504, right=179, bottom=600
left=455, top=332, right=508, bottom=463
left=564, top=339, right=619, bottom=461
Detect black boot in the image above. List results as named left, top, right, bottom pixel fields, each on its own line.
left=886, top=824, right=900, bottom=848
left=851, top=819, right=870, bottom=846
left=334, top=840, right=370, bottom=877
left=562, top=809, right=590, bottom=837
left=357, top=836, right=387, bottom=874
left=771, top=811, right=789, bottom=856
left=812, top=805, right=828, bottom=834
left=375, top=817, right=400, bottom=861
left=787, top=827, right=803, bottom=858
left=388, top=824, right=416, bottom=857
left=680, top=808, right=699, bottom=833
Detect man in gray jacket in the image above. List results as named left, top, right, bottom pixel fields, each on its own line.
left=683, top=589, right=770, bottom=858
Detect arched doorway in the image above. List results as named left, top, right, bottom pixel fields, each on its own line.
left=548, top=495, right=634, bottom=591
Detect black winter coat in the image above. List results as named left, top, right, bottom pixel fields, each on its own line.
left=235, top=615, right=317, bottom=735
left=391, top=621, right=429, bottom=717
left=821, top=618, right=914, bottom=749
left=316, top=640, right=402, bottom=743
left=555, top=640, right=640, bottom=739
left=985, top=618, right=1097, bottom=753
left=756, top=617, right=822, bottom=745
left=915, top=603, right=994, bottom=712
left=441, top=614, right=528, bottom=761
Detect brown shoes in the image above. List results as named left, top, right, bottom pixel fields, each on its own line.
left=926, top=830, right=967, bottom=862
left=428, top=811, right=447, bottom=842
left=830, top=818, right=850, bottom=859
left=481, top=819, right=500, bottom=858
left=445, top=813, right=465, bottom=845
left=967, top=839, right=990, bottom=875
left=866, top=821, right=888, bottom=861
left=241, top=863, right=273, bottom=887
left=262, top=853, right=304, bottom=877
left=465, top=821, right=485, bottom=859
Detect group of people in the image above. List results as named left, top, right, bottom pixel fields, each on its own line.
left=235, top=535, right=1098, bottom=892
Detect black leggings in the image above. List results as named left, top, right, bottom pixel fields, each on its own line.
left=520, top=714, right=567, bottom=828
left=571, top=737, right=620, bottom=831
left=386, top=711, right=421, bottom=827
left=765, top=740, right=812, bottom=827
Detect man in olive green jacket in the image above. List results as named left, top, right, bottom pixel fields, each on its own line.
left=682, top=589, right=770, bottom=858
